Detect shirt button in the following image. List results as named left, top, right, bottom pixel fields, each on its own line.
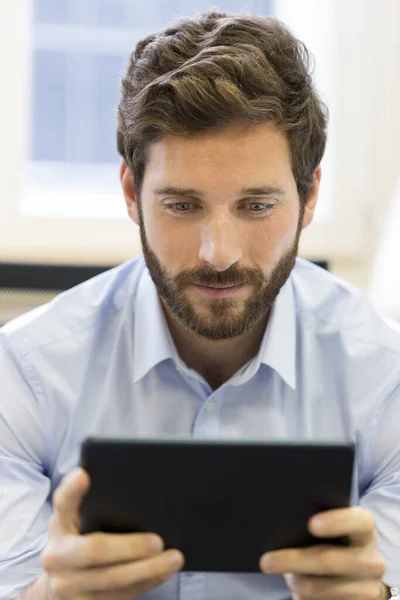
left=206, top=401, right=216, bottom=411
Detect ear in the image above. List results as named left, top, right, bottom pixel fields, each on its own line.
left=120, top=161, right=140, bottom=226
left=301, top=165, right=321, bottom=230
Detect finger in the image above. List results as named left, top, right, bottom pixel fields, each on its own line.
left=64, top=573, right=173, bottom=600
left=308, top=507, right=376, bottom=547
left=260, top=545, right=386, bottom=578
left=50, top=468, right=91, bottom=535
left=284, top=574, right=384, bottom=600
left=48, top=549, right=184, bottom=596
left=69, top=573, right=174, bottom=600
left=41, top=531, right=165, bottom=571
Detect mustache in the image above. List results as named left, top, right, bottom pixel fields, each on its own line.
left=174, top=266, right=265, bottom=288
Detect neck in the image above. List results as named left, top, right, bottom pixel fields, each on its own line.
left=162, top=303, right=270, bottom=389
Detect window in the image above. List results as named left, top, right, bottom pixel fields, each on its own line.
left=23, top=0, right=273, bottom=220
left=1, top=0, right=350, bottom=266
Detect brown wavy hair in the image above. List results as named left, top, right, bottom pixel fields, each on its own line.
left=117, top=10, right=328, bottom=206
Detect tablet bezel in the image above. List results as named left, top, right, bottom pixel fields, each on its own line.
left=79, top=436, right=354, bottom=573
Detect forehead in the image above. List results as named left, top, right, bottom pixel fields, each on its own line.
left=143, top=122, right=294, bottom=185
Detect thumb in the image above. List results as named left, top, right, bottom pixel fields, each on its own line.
left=283, top=574, right=300, bottom=600
left=51, top=467, right=90, bottom=535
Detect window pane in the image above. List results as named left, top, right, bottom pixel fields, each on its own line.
left=93, top=54, right=125, bottom=163
left=122, top=2, right=170, bottom=30
left=27, top=0, right=274, bottom=219
left=171, top=0, right=271, bottom=14
left=68, top=0, right=126, bottom=27
left=34, top=0, right=68, bottom=24
left=31, top=50, right=67, bottom=161
left=122, top=1, right=273, bottom=30
left=65, top=53, right=96, bottom=163
left=96, top=0, right=127, bottom=28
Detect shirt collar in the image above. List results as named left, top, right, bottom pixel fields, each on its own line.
left=256, top=278, right=297, bottom=389
left=132, top=267, right=177, bottom=383
left=133, top=264, right=297, bottom=389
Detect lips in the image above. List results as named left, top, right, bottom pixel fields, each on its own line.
left=192, top=282, right=245, bottom=298
left=196, top=283, right=243, bottom=289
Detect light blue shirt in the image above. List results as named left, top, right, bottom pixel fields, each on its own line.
left=1, top=255, right=400, bottom=599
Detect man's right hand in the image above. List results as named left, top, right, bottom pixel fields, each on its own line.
left=40, top=467, right=185, bottom=599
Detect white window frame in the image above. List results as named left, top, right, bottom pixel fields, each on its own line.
left=0, top=0, right=367, bottom=265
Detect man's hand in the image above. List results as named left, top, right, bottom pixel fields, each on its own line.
left=259, top=506, right=387, bottom=600
left=41, top=467, right=185, bottom=600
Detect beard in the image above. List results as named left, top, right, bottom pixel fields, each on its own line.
left=138, top=206, right=303, bottom=341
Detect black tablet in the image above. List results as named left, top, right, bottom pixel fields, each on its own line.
left=79, top=437, right=354, bottom=573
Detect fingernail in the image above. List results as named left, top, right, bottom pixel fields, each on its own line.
left=65, top=467, right=82, bottom=488
left=260, top=553, right=273, bottom=571
left=150, top=535, right=164, bottom=552
left=169, top=551, right=184, bottom=569
left=311, top=516, right=325, bottom=533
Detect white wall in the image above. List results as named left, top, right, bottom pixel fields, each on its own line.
left=277, top=0, right=400, bottom=289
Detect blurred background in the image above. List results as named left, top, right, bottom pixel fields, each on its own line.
left=0, top=0, right=400, bottom=325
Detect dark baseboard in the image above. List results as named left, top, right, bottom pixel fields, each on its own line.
left=0, top=259, right=329, bottom=291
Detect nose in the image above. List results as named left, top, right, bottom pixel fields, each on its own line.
left=198, top=216, right=242, bottom=272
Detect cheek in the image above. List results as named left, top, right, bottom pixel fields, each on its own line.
left=143, top=213, right=198, bottom=270
left=252, top=212, right=299, bottom=265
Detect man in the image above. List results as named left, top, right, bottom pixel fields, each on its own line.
left=0, top=9, right=399, bottom=600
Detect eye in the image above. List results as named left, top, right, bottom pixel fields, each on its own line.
left=165, top=202, right=196, bottom=214
left=250, top=202, right=267, bottom=211
left=244, top=201, right=274, bottom=215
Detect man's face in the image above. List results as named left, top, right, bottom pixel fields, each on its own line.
left=122, top=122, right=318, bottom=341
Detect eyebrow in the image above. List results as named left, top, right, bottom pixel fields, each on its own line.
left=153, top=186, right=286, bottom=198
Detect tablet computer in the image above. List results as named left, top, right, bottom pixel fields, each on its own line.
left=79, top=437, right=354, bottom=573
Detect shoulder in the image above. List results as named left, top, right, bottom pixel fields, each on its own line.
left=292, top=257, right=400, bottom=356
left=0, top=254, right=147, bottom=359
left=291, top=259, right=400, bottom=407
left=291, top=259, right=400, bottom=434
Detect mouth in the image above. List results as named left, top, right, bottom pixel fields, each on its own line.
left=192, top=283, right=245, bottom=297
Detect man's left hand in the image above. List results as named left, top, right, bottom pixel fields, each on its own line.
left=259, top=506, right=388, bottom=600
